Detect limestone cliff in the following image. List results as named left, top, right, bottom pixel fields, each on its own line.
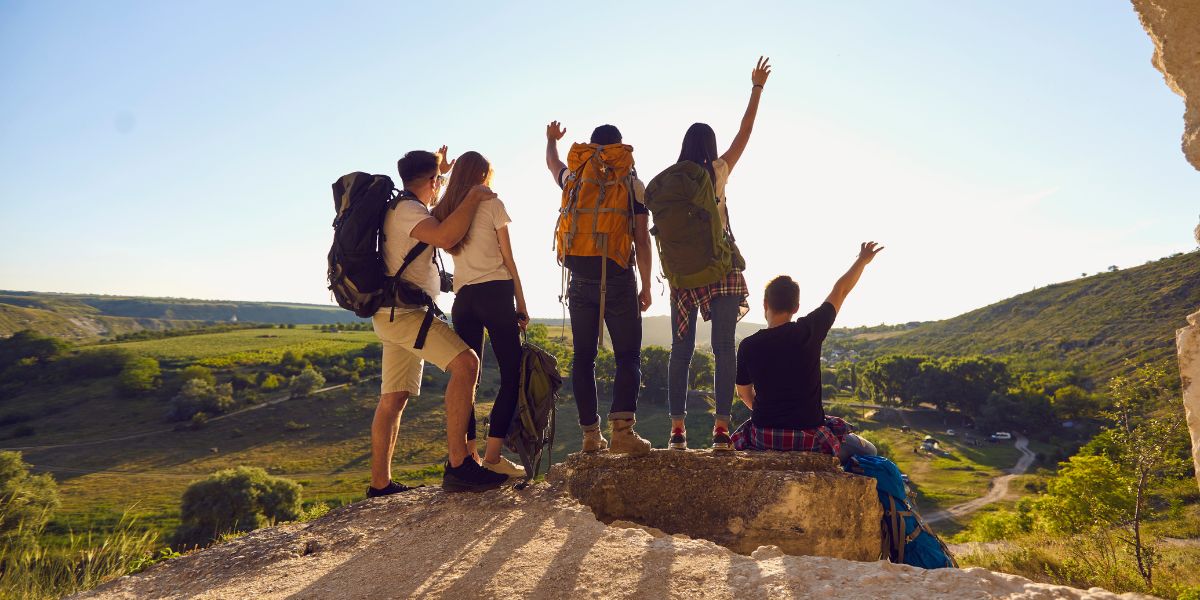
left=1132, top=0, right=1200, bottom=170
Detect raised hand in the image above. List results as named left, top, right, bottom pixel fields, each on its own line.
left=546, top=121, right=567, bottom=141
left=752, top=56, right=772, bottom=88
left=436, top=145, right=455, bottom=175
left=858, top=241, right=885, bottom=263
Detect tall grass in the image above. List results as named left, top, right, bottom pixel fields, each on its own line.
left=0, top=511, right=165, bottom=600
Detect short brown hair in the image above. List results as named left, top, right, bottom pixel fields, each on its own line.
left=765, top=275, right=799, bottom=312
left=396, top=150, right=438, bottom=185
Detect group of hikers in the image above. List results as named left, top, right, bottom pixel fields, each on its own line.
left=330, top=58, right=885, bottom=496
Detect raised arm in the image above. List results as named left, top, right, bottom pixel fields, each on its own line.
left=545, top=121, right=568, bottom=181
left=633, top=214, right=652, bottom=311
left=824, top=242, right=884, bottom=313
left=410, top=185, right=494, bottom=249
left=497, top=225, right=530, bottom=331
left=719, top=57, right=772, bottom=172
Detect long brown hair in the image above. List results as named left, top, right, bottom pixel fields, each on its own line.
left=431, top=151, right=492, bottom=255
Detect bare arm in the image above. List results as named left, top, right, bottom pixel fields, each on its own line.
left=633, top=214, right=652, bottom=312
left=410, top=185, right=494, bottom=249
left=497, top=225, right=529, bottom=331
left=719, top=57, right=772, bottom=172
left=824, top=242, right=885, bottom=313
left=545, top=121, right=567, bottom=180
left=736, top=384, right=756, bottom=410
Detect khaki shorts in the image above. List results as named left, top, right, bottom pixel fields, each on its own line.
left=372, top=309, right=469, bottom=396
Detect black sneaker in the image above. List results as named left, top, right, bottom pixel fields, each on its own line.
left=712, top=427, right=733, bottom=451
left=442, top=459, right=508, bottom=493
left=366, top=481, right=419, bottom=498
left=669, top=428, right=687, bottom=450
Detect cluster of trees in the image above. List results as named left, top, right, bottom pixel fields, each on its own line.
left=849, top=354, right=1098, bottom=435
left=963, top=361, right=1190, bottom=591
left=106, top=322, right=271, bottom=343
left=0, top=330, right=164, bottom=396
left=316, top=322, right=371, bottom=332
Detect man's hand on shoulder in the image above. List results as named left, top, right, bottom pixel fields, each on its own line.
left=465, top=184, right=497, bottom=204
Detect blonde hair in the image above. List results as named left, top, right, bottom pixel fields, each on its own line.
left=431, top=151, right=492, bottom=255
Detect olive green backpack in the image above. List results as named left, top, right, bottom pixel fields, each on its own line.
left=645, top=161, right=739, bottom=290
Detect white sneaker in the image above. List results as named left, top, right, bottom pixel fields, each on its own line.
left=481, top=456, right=526, bottom=478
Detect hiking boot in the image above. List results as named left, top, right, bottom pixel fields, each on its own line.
left=582, top=426, right=609, bottom=453
left=712, top=426, right=733, bottom=451
left=609, top=418, right=652, bottom=456
left=365, top=480, right=419, bottom=498
left=669, top=428, right=687, bottom=450
left=442, top=459, right=508, bottom=492
left=482, top=456, right=526, bottom=478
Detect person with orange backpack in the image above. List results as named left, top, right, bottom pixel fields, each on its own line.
left=545, top=122, right=653, bottom=456
left=645, top=57, right=772, bottom=452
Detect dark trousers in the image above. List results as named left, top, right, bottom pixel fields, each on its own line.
left=567, top=270, right=641, bottom=427
left=451, top=279, right=522, bottom=440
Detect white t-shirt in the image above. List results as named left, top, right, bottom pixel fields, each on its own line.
left=380, top=198, right=440, bottom=312
left=449, top=197, right=513, bottom=292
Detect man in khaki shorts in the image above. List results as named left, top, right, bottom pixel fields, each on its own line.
left=368, top=147, right=508, bottom=496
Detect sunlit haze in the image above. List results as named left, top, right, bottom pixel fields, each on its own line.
left=2, top=1, right=1197, bottom=327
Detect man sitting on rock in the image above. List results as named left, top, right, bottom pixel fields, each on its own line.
left=732, top=242, right=884, bottom=461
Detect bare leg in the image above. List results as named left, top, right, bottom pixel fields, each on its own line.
left=483, top=436, right=505, bottom=464
left=370, top=391, right=410, bottom=489
left=444, top=349, right=481, bottom=468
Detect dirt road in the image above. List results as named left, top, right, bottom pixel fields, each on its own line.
left=925, top=435, right=1036, bottom=524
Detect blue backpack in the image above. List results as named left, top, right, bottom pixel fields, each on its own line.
left=846, top=455, right=957, bottom=569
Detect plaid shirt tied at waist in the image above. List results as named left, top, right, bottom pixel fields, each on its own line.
left=730, top=416, right=853, bottom=456
left=671, top=269, right=750, bottom=339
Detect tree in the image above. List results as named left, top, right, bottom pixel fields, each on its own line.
left=857, top=355, right=925, bottom=406
left=1101, top=361, right=1189, bottom=588
left=0, top=451, right=59, bottom=546
left=1051, top=385, right=1094, bottom=421
left=1033, top=454, right=1133, bottom=534
left=689, top=351, right=715, bottom=392
left=0, top=330, right=69, bottom=372
left=173, top=466, right=301, bottom=548
left=639, top=346, right=670, bottom=401
left=118, top=356, right=161, bottom=394
left=278, top=350, right=309, bottom=376
left=289, top=367, right=326, bottom=397
left=170, top=380, right=235, bottom=421
left=179, top=365, right=216, bottom=386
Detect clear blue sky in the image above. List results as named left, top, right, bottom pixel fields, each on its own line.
left=1, top=1, right=1196, bottom=327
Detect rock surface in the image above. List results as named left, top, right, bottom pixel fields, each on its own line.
left=1132, top=0, right=1200, bottom=170
left=549, top=449, right=882, bottom=560
left=1179, top=310, right=1200, bottom=490
left=77, top=484, right=1149, bottom=600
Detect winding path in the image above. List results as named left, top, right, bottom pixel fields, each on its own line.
left=924, top=434, right=1036, bottom=524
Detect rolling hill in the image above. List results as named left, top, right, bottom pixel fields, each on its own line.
left=846, top=250, right=1200, bottom=383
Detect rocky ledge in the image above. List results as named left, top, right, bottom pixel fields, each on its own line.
left=549, top=449, right=882, bottom=560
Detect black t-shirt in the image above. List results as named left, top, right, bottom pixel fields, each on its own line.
left=558, top=167, right=648, bottom=280
left=735, top=302, right=838, bottom=429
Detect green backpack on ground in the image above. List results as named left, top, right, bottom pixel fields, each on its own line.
left=644, top=161, right=735, bottom=290
left=504, top=339, right=563, bottom=489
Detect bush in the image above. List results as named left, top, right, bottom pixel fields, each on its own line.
left=59, top=348, right=133, bottom=379
left=118, top=357, right=161, bottom=394
left=179, top=365, right=216, bottom=386
left=172, top=466, right=301, bottom=548
left=289, top=367, right=325, bottom=397
left=169, top=380, right=234, bottom=421
left=0, top=451, right=59, bottom=546
left=0, top=331, right=69, bottom=372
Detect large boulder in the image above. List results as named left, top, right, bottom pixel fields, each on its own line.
left=548, top=449, right=883, bottom=561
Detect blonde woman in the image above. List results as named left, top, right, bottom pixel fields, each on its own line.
left=432, top=151, right=529, bottom=477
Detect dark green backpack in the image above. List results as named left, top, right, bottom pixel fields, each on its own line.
left=645, top=161, right=735, bottom=290
left=504, top=339, right=563, bottom=489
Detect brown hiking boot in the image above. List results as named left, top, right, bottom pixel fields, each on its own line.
left=609, top=418, right=651, bottom=456
left=582, top=425, right=609, bottom=452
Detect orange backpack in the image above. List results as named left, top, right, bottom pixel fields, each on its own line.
left=554, top=143, right=637, bottom=268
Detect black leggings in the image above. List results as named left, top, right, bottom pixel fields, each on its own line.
left=451, top=279, right=522, bottom=440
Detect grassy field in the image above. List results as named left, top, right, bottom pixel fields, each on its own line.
left=86, top=327, right=379, bottom=368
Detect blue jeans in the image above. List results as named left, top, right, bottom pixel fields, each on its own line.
left=567, top=271, right=641, bottom=427
left=668, top=294, right=742, bottom=423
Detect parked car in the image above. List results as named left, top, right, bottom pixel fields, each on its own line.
left=990, top=431, right=1012, bottom=441
left=945, top=429, right=957, bottom=436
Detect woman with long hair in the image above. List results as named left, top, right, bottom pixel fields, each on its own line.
left=432, top=151, right=529, bottom=477
left=667, top=57, right=772, bottom=451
